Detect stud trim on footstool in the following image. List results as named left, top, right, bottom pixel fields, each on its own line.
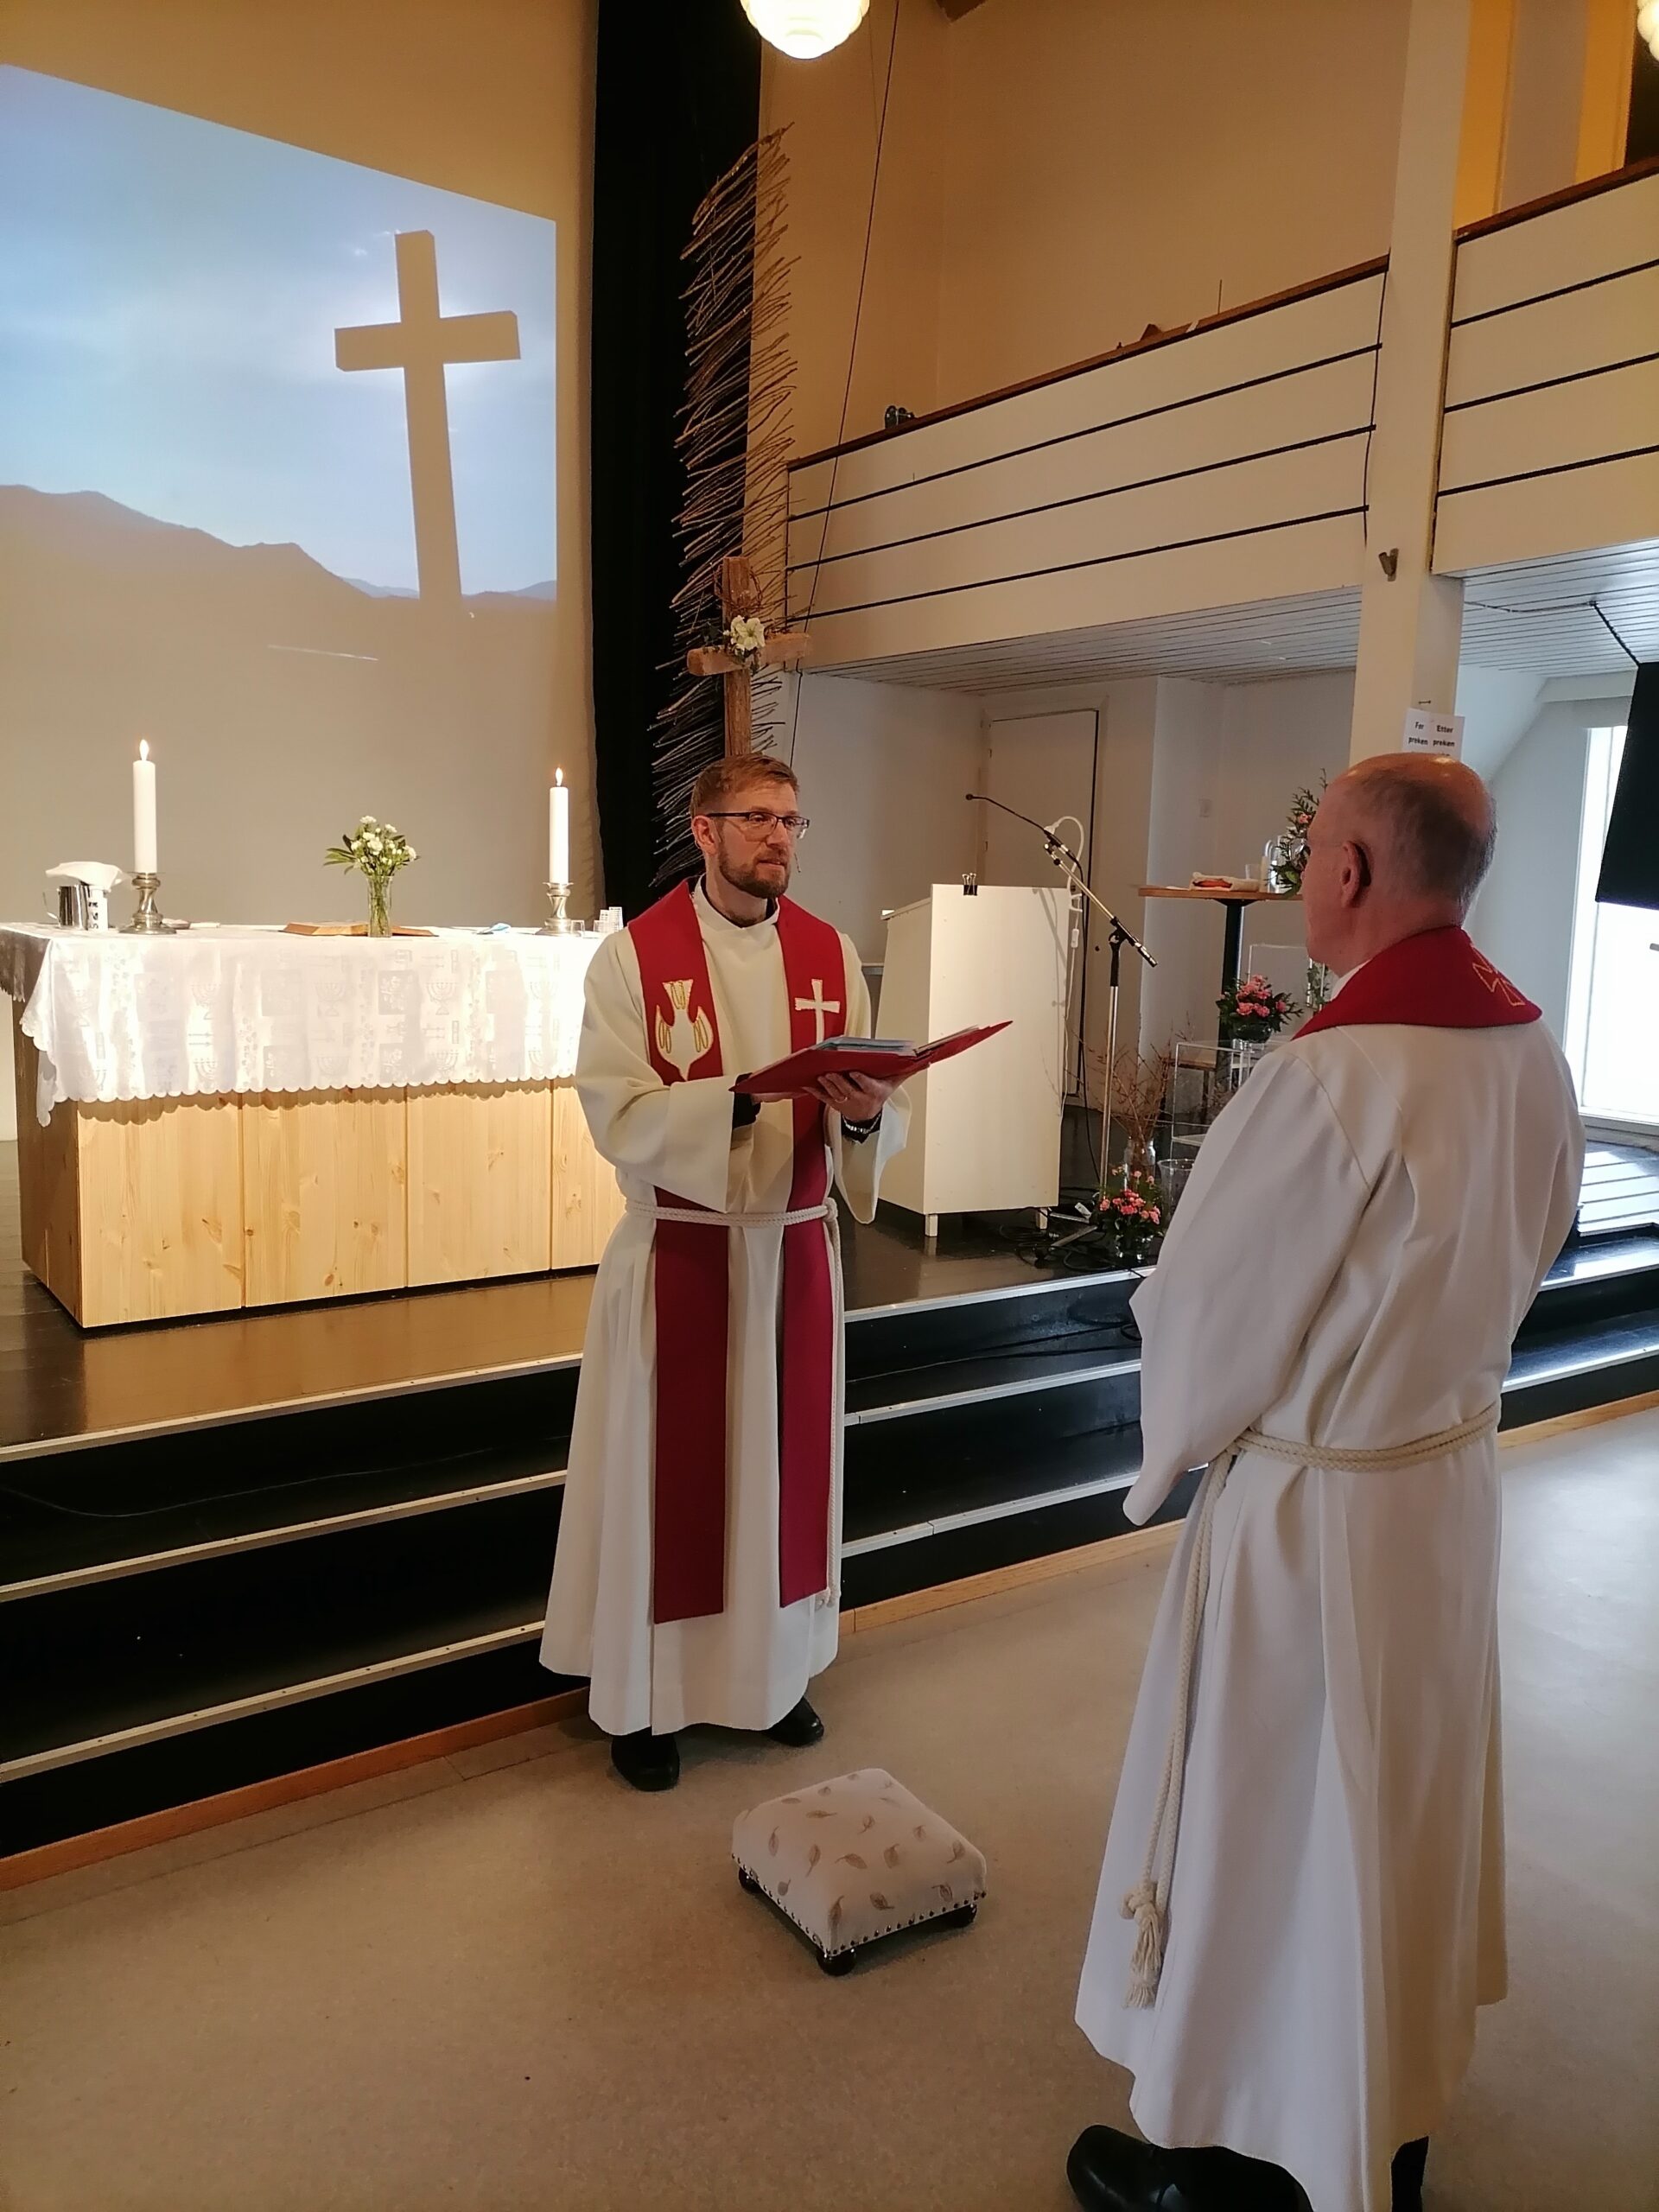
left=732, top=1768, right=987, bottom=1972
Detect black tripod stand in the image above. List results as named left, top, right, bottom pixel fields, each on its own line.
left=966, top=794, right=1155, bottom=1253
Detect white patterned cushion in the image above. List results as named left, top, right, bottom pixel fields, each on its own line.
left=733, top=1768, right=987, bottom=1963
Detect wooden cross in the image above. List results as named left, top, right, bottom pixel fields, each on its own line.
left=685, top=555, right=810, bottom=756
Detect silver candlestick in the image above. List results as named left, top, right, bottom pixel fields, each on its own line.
left=124, top=873, right=171, bottom=934
left=541, top=881, right=579, bottom=934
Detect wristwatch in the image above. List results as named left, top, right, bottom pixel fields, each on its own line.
left=840, top=1111, right=883, bottom=1145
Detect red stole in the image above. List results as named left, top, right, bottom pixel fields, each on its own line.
left=628, top=880, right=847, bottom=1626
left=1297, top=926, right=1541, bottom=1037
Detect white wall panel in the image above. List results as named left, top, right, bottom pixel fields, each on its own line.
left=1450, top=168, right=1659, bottom=325
left=1440, top=359, right=1659, bottom=493
left=1436, top=170, right=1659, bottom=576
left=1446, top=264, right=1659, bottom=407
left=813, top=514, right=1363, bottom=665
left=788, top=269, right=1383, bottom=667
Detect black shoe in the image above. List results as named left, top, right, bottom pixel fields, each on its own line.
left=610, top=1728, right=679, bottom=1792
left=1066, top=2126, right=1309, bottom=2212
left=1392, top=2139, right=1428, bottom=2212
left=766, top=1696, right=825, bottom=1748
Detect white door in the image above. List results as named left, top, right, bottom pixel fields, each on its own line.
left=981, top=710, right=1096, bottom=1096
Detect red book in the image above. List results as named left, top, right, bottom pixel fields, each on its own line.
left=733, top=1022, right=1010, bottom=1103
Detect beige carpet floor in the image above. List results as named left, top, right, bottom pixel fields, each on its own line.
left=3, top=1408, right=1656, bottom=2212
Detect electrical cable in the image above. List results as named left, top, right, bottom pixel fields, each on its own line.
left=1465, top=595, right=1643, bottom=664
left=787, top=0, right=901, bottom=767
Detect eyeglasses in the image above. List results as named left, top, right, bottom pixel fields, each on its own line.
left=702, top=810, right=810, bottom=840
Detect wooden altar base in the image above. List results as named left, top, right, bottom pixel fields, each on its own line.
left=11, top=1025, right=626, bottom=1329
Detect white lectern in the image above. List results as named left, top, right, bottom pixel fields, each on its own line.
left=878, top=883, right=1069, bottom=1235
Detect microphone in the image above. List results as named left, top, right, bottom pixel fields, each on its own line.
left=963, top=793, right=1153, bottom=967
left=964, top=791, right=1082, bottom=872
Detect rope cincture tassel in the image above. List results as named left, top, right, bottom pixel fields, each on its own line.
left=1121, top=1879, right=1167, bottom=2010
left=1121, top=1405, right=1501, bottom=2010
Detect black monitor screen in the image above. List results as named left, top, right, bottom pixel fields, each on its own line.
left=1595, top=663, right=1659, bottom=913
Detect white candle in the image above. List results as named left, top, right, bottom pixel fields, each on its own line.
left=549, top=768, right=569, bottom=887
left=133, top=741, right=158, bottom=874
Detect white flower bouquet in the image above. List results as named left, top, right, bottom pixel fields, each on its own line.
left=725, top=613, right=767, bottom=664
left=325, top=816, right=417, bottom=936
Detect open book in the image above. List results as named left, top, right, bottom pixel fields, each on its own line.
left=732, top=1021, right=1010, bottom=1103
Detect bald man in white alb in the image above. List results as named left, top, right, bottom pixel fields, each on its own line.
left=1068, top=757, right=1584, bottom=2212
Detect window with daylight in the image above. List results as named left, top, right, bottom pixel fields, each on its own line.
left=1565, top=726, right=1659, bottom=1129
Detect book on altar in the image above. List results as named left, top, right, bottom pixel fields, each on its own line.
left=733, top=1022, right=1010, bottom=1103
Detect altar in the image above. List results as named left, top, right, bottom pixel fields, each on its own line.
left=2, top=925, right=624, bottom=1328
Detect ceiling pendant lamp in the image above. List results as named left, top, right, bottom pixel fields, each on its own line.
left=741, top=0, right=871, bottom=61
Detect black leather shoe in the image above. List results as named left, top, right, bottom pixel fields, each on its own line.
left=1391, top=2139, right=1428, bottom=2212
left=766, top=1696, right=825, bottom=1748
left=1066, top=2126, right=1310, bottom=2212
left=610, top=1728, right=679, bottom=1792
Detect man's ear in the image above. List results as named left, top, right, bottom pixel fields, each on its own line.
left=1341, top=840, right=1371, bottom=907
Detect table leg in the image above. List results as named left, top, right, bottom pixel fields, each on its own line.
left=1219, top=901, right=1246, bottom=996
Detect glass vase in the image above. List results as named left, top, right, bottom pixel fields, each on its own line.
left=1124, top=1131, right=1157, bottom=1185
left=365, top=876, right=391, bottom=938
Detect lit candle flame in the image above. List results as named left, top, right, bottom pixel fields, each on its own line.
left=139, top=740, right=150, bottom=762
left=556, top=766, right=563, bottom=786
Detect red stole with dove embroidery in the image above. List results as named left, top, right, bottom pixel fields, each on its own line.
left=628, top=880, right=847, bottom=1625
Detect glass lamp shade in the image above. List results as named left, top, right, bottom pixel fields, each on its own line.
left=1640, top=0, right=1659, bottom=57
left=741, top=0, right=871, bottom=60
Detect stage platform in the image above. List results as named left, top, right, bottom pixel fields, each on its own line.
left=2, top=1151, right=1099, bottom=1460
left=3, top=1137, right=1658, bottom=1863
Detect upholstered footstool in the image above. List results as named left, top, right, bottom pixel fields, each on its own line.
left=733, top=1768, right=988, bottom=1975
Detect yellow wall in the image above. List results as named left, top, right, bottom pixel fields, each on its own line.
left=766, top=0, right=1414, bottom=459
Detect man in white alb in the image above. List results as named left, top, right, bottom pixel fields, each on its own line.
left=1068, top=756, right=1584, bottom=2212
left=541, top=756, right=908, bottom=1791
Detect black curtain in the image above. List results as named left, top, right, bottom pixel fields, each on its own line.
left=589, top=3, right=761, bottom=917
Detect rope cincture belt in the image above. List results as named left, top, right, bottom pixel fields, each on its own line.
left=1121, top=1402, right=1503, bottom=2009
left=628, top=1198, right=838, bottom=1230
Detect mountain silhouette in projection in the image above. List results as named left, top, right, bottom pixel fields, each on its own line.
left=0, top=485, right=561, bottom=930
left=0, top=486, right=555, bottom=626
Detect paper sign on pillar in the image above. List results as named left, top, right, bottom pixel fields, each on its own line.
left=1402, top=709, right=1464, bottom=758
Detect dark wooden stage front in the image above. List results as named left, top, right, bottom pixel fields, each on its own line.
left=3, top=1136, right=1658, bottom=1864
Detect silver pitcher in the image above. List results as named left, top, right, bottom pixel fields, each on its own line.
left=53, top=881, right=92, bottom=929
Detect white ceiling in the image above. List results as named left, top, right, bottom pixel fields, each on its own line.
left=812, top=537, right=1659, bottom=696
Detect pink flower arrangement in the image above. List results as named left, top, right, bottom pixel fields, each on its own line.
left=1095, top=1174, right=1165, bottom=1262
left=1218, top=971, right=1296, bottom=1041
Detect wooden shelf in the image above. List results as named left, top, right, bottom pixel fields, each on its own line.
left=1136, top=886, right=1304, bottom=904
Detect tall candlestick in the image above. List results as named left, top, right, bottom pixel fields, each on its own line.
left=133, top=741, right=158, bottom=874
left=549, top=768, right=569, bottom=887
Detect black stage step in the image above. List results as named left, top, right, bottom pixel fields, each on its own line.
left=4, top=1218, right=1657, bottom=1859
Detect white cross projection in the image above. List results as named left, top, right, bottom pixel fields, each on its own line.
left=336, top=230, right=519, bottom=605
left=794, top=978, right=842, bottom=1045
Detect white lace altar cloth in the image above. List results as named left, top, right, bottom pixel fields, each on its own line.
left=0, top=925, right=601, bottom=1126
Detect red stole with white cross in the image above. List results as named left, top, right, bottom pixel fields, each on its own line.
left=1297, top=926, right=1541, bottom=1037
left=628, top=880, right=848, bottom=1625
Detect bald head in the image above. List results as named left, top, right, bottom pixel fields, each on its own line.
left=1302, top=754, right=1497, bottom=973
left=1330, top=754, right=1496, bottom=906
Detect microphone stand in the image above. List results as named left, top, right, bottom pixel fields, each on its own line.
left=966, top=792, right=1155, bottom=1224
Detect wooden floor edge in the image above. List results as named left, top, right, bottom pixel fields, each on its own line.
left=1499, top=1386, right=1659, bottom=1448
left=0, top=1689, right=585, bottom=1891
left=844, top=1522, right=1179, bottom=1636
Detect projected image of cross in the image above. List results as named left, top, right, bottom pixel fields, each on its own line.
left=336, top=230, right=519, bottom=605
